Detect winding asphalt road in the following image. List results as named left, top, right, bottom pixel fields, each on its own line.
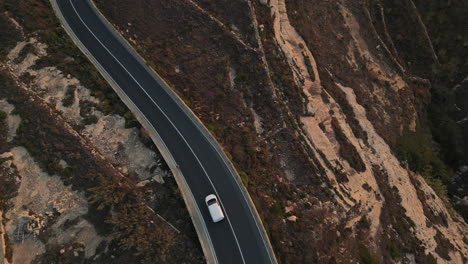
left=54, top=0, right=276, bottom=263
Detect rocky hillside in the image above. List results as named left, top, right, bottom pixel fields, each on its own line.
left=0, top=0, right=204, bottom=263
left=93, top=0, right=467, bottom=263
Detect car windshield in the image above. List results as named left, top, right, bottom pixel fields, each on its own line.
left=207, top=198, right=217, bottom=206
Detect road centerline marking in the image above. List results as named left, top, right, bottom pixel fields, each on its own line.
left=67, top=0, right=247, bottom=262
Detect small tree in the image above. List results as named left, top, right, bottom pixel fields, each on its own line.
left=109, top=203, right=177, bottom=262
left=88, top=176, right=130, bottom=210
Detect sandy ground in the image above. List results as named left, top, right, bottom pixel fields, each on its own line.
left=83, top=115, right=166, bottom=182
left=7, top=38, right=167, bottom=183
left=1, top=147, right=103, bottom=264
left=11, top=240, right=45, bottom=264
left=0, top=34, right=174, bottom=264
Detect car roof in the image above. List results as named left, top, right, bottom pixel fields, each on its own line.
left=210, top=208, right=224, bottom=222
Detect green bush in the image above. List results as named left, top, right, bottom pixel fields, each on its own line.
left=82, top=115, right=98, bottom=126
left=204, top=121, right=218, bottom=135
left=123, top=111, right=138, bottom=128
left=13, top=43, right=36, bottom=64
left=387, top=239, right=402, bottom=261
left=62, top=85, right=77, bottom=107
left=426, top=253, right=437, bottom=264
left=0, top=110, right=7, bottom=120
left=270, top=200, right=285, bottom=217
left=88, top=176, right=129, bottom=210
left=358, top=244, right=378, bottom=264
left=395, top=126, right=449, bottom=197
left=358, top=215, right=371, bottom=229
left=238, top=170, right=249, bottom=187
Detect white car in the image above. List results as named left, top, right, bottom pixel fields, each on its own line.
left=205, top=194, right=225, bottom=223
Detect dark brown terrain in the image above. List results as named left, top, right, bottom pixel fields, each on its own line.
left=0, top=0, right=466, bottom=263
left=0, top=0, right=204, bottom=263
left=93, top=0, right=467, bottom=263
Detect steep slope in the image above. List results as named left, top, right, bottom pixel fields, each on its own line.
left=0, top=0, right=204, bottom=263
left=89, top=0, right=468, bottom=263
left=380, top=0, right=468, bottom=220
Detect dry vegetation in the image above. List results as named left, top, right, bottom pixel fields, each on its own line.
left=0, top=0, right=464, bottom=262
left=0, top=68, right=203, bottom=263
left=94, top=0, right=467, bottom=263
left=0, top=0, right=204, bottom=262
left=93, top=0, right=339, bottom=261
left=379, top=0, right=468, bottom=219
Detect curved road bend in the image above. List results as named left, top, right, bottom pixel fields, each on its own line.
left=55, top=0, right=276, bottom=263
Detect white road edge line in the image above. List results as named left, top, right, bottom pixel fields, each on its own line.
left=54, top=1, right=219, bottom=263
left=86, top=1, right=275, bottom=261
left=67, top=0, right=247, bottom=263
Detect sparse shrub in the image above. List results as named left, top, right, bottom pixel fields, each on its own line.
left=426, top=253, right=437, bottom=264
left=182, top=97, right=192, bottom=107
left=62, top=85, right=77, bottom=107
left=358, top=244, right=378, bottom=264
left=123, top=111, right=139, bottom=128
left=88, top=176, right=130, bottom=210
left=387, top=239, right=402, bottom=261
left=362, top=183, right=372, bottom=192
left=204, top=121, right=218, bottom=135
left=13, top=43, right=36, bottom=64
left=19, top=72, right=34, bottom=84
left=0, top=110, right=7, bottom=121
left=82, top=115, right=98, bottom=126
left=270, top=200, right=285, bottom=217
left=425, top=176, right=448, bottom=198
left=238, top=170, right=249, bottom=187
left=395, top=126, right=449, bottom=198
left=46, top=159, right=62, bottom=175
left=358, top=215, right=371, bottom=229
left=108, top=202, right=177, bottom=262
